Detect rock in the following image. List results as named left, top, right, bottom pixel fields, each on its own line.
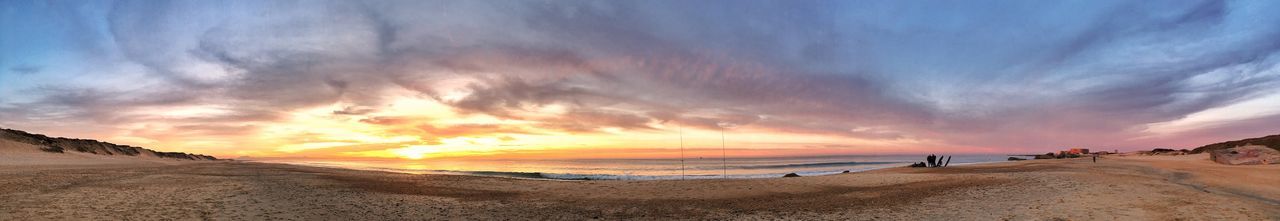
left=1210, top=145, right=1280, bottom=165
left=1007, top=157, right=1026, bottom=161
left=841, top=170, right=850, bottom=173
left=782, top=173, right=801, bottom=178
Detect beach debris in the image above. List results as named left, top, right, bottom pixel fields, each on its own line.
left=783, top=173, right=801, bottom=177
left=1008, top=157, right=1026, bottom=161
left=1209, top=145, right=1280, bottom=165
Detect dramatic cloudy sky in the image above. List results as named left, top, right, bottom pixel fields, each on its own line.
left=2, top=0, right=1279, bottom=159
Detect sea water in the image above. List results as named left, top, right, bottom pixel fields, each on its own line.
left=249, top=155, right=1009, bottom=180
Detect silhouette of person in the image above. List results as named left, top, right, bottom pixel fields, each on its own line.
left=927, top=154, right=936, bottom=167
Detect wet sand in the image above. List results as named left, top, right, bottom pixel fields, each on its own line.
left=1, top=153, right=1277, bottom=220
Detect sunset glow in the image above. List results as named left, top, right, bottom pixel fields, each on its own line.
left=3, top=1, right=1280, bottom=160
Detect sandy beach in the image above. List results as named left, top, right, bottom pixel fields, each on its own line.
left=1, top=151, right=1276, bottom=220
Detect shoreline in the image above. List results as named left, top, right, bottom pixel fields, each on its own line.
left=249, top=160, right=911, bottom=181
left=241, top=162, right=978, bottom=181
left=3, top=153, right=1277, bottom=220
left=241, top=155, right=1013, bottom=181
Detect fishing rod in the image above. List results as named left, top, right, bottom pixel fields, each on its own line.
left=721, top=126, right=727, bottom=179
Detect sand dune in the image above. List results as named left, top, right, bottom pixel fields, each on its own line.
left=1, top=154, right=1276, bottom=220
left=0, top=128, right=217, bottom=162
left=0, top=139, right=202, bottom=167
left=1118, top=154, right=1280, bottom=204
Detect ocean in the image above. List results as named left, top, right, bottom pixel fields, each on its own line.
left=249, top=155, right=1010, bottom=180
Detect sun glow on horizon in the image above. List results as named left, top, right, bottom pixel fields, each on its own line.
left=204, top=90, right=929, bottom=160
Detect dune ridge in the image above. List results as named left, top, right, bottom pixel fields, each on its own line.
left=1191, top=133, right=1280, bottom=154
left=0, top=128, right=216, bottom=161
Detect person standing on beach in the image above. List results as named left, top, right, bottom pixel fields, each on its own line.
left=1093, top=154, right=1097, bottom=163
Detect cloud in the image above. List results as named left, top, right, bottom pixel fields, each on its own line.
left=540, top=110, right=657, bottom=133
left=417, top=124, right=533, bottom=137
left=8, top=64, right=42, bottom=75
left=333, top=106, right=378, bottom=115
left=3, top=0, right=1280, bottom=155
left=358, top=116, right=414, bottom=126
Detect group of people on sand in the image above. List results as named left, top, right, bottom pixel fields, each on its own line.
left=910, top=154, right=950, bottom=168
left=927, top=154, right=950, bottom=167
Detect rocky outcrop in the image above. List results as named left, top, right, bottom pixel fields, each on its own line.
left=1209, top=145, right=1280, bottom=165
left=0, top=128, right=217, bottom=161
left=782, top=173, right=801, bottom=177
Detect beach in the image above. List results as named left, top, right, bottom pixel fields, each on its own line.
left=1, top=153, right=1277, bottom=220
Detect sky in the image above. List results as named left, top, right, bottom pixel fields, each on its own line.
left=2, top=0, right=1279, bottom=160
